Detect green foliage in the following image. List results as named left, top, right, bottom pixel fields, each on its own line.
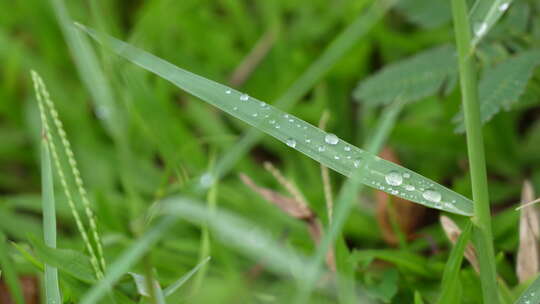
left=0, top=232, right=24, bottom=304
left=30, top=236, right=96, bottom=284
left=454, top=50, right=540, bottom=132
left=395, top=0, right=452, bottom=29
left=353, top=45, right=458, bottom=106
left=437, top=221, right=472, bottom=304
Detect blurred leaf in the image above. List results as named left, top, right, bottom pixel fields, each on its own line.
left=353, top=45, right=457, bottom=106
left=0, top=231, right=24, bottom=304
left=364, top=269, right=399, bottom=303
left=29, top=236, right=96, bottom=284
left=396, top=0, right=452, bottom=28
left=454, top=50, right=540, bottom=133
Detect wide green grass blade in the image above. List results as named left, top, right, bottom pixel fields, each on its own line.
left=470, top=0, right=514, bottom=47
left=0, top=231, right=24, bottom=304
left=80, top=216, right=177, bottom=304
left=437, top=221, right=473, bottom=304
left=76, top=24, right=473, bottom=216
left=41, top=136, right=62, bottom=303
left=515, top=275, right=540, bottom=304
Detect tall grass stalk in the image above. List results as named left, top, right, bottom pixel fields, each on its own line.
left=31, top=71, right=106, bottom=278
left=450, top=0, right=499, bottom=302
left=40, top=134, right=62, bottom=303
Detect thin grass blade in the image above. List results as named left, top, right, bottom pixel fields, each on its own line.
left=437, top=220, right=473, bottom=304
left=41, top=136, right=62, bottom=303
left=76, top=24, right=473, bottom=216
left=164, top=256, right=211, bottom=297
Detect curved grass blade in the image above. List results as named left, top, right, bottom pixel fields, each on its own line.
left=76, top=24, right=473, bottom=216
left=470, top=0, right=513, bottom=47
left=515, top=275, right=540, bottom=304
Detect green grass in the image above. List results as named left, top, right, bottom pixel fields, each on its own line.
left=451, top=0, right=499, bottom=302
left=1, top=0, right=540, bottom=303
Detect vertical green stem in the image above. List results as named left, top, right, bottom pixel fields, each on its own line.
left=450, top=0, right=499, bottom=302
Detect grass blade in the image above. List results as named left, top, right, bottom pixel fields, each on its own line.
left=76, top=24, right=473, bottom=216
left=164, top=256, right=211, bottom=297
left=31, top=70, right=105, bottom=278
left=470, top=0, right=513, bottom=47
left=0, top=231, right=24, bottom=304
left=80, top=216, right=177, bottom=304
left=40, top=135, right=62, bottom=303
left=451, top=0, right=499, bottom=302
left=515, top=275, right=540, bottom=304
left=437, top=220, right=473, bottom=304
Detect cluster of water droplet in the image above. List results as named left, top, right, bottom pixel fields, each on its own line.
left=221, top=87, right=471, bottom=215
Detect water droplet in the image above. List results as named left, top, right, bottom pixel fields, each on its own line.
left=344, top=146, right=351, bottom=151
left=284, top=114, right=289, bottom=118
left=96, top=106, right=110, bottom=119
left=275, top=124, right=281, bottom=129
left=498, top=2, right=509, bottom=11
left=318, top=146, right=326, bottom=152
left=240, top=93, right=249, bottom=101
left=353, top=159, right=361, bottom=168
left=324, top=133, right=339, bottom=145
left=286, top=138, right=296, bottom=148
left=473, top=22, right=487, bottom=37
left=296, top=124, right=301, bottom=128
left=225, top=89, right=232, bottom=94
left=288, top=119, right=294, bottom=123
left=252, top=113, right=258, bottom=117
left=233, top=106, right=238, bottom=111
left=404, top=184, right=415, bottom=191
left=403, top=173, right=410, bottom=178
left=269, top=120, right=276, bottom=124
left=423, top=189, right=442, bottom=203
left=200, top=173, right=214, bottom=187
left=334, top=155, right=340, bottom=160
left=385, top=171, right=403, bottom=186
left=260, top=101, right=268, bottom=107
left=305, top=139, right=311, bottom=143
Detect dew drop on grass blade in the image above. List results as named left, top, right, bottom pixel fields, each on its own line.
left=76, top=24, right=474, bottom=216
left=515, top=274, right=540, bottom=304
left=469, top=0, right=513, bottom=46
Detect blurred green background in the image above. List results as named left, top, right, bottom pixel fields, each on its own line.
left=1, top=0, right=540, bottom=303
